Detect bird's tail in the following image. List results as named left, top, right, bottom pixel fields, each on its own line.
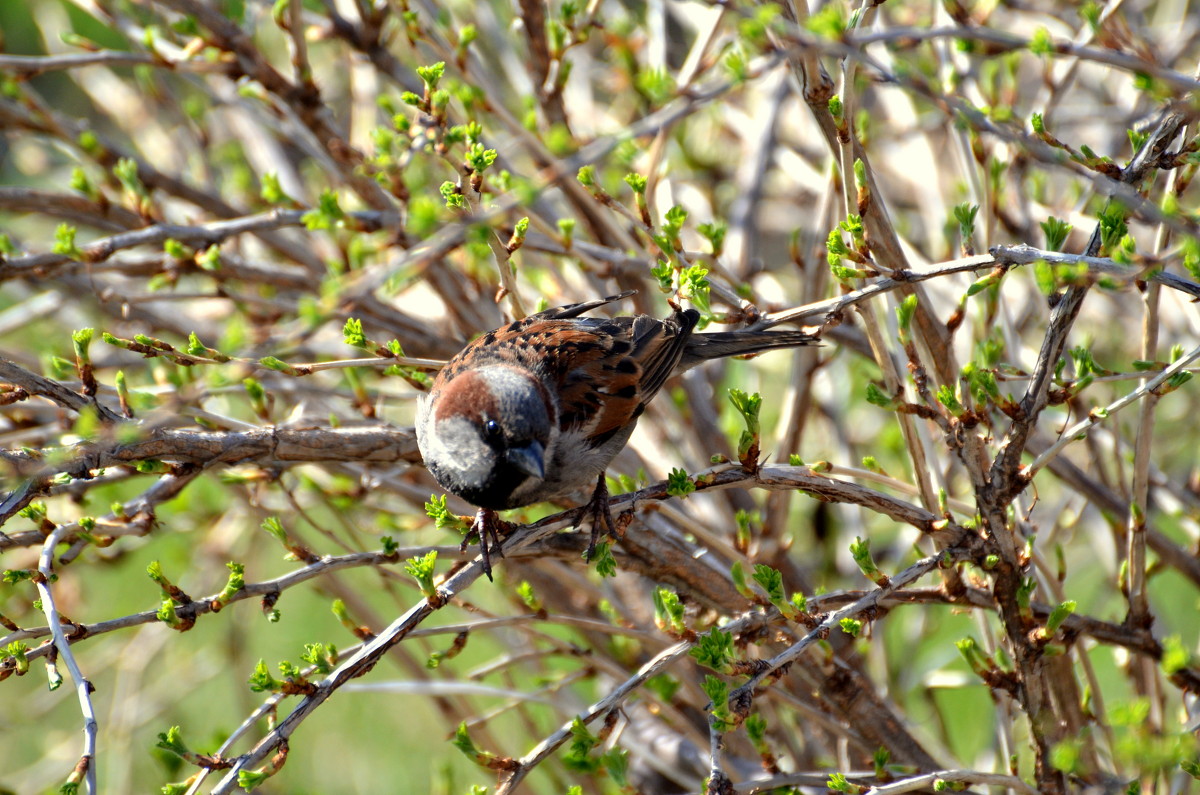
left=680, top=328, right=820, bottom=369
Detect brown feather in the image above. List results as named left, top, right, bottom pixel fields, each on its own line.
left=427, top=295, right=815, bottom=462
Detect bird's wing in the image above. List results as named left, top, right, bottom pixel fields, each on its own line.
left=548, top=309, right=701, bottom=445
left=465, top=308, right=697, bottom=446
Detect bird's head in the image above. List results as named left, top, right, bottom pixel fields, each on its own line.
left=417, top=365, right=552, bottom=510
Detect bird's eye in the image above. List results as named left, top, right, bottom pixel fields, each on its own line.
left=483, top=419, right=502, bottom=441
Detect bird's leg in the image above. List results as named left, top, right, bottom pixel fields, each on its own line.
left=462, top=508, right=508, bottom=581
left=576, top=473, right=617, bottom=562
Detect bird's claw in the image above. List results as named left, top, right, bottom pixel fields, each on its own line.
left=468, top=509, right=509, bottom=581
left=578, top=474, right=618, bottom=563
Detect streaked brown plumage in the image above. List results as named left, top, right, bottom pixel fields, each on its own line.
left=416, top=292, right=819, bottom=578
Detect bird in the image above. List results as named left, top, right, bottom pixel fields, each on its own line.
left=415, top=291, right=819, bottom=579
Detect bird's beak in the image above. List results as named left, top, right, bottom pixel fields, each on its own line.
left=506, top=440, right=545, bottom=480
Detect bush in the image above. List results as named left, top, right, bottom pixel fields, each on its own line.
left=1, top=1, right=1199, bottom=793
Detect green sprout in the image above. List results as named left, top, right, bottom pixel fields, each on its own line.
left=1029, top=27, right=1054, bottom=57
left=300, top=642, right=338, bottom=674
left=301, top=188, right=344, bottom=230
left=751, top=563, right=801, bottom=620
left=635, top=66, right=676, bottom=106
left=728, top=388, right=762, bottom=465
left=839, top=617, right=863, bottom=637
left=1045, top=600, right=1076, bottom=635
left=936, top=384, right=965, bottom=416
left=827, top=772, right=856, bottom=792
left=953, top=203, right=979, bottom=242
left=425, top=494, right=466, bottom=532
left=465, top=143, right=498, bottom=173
left=516, top=580, right=541, bottom=612
left=243, top=377, right=268, bottom=418
left=3, top=641, right=30, bottom=674
left=689, top=627, right=734, bottom=672
left=343, top=317, right=368, bottom=348
left=113, top=157, right=146, bottom=199
left=698, top=221, right=726, bottom=256
left=701, top=675, right=734, bottom=731
left=653, top=587, right=687, bottom=635
left=650, top=260, right=674, bottom=292
left=260, top=172, right=291, bottom=205
left=247, top=659, right=281, bottom=694
left=507, top=216, right=530, bottom=252
left=865, top=383, right=894, bottom=408
left=69, top=167, right=95, bottom=198
left=405, top=551, right=439, bottom=599
left=258, top=356, right=301, bottom=376
left=588, top=542, right=617, bottom=577
left=557, top=217, right=575, bottom=247
left=849, top=536, right=889, bottom=586
left=452, top=722, right=500, bottom=767
left=439, top=181, right=466, bottom=210
left=679, top=265, right=710, bottom=315
left=52, top=224, right=81, bottom=258
left=1041, top=216, right=1072, bottom=252
left=416, top=61, right=445, bottom=90
left=730, top=560, right=753, bottom=598
left=210, top=562, right=245, bottom=611
left=724, top=45, right=749, bottom=82
left=666, top=467, right=695, bottom=497
left=72, top=328, right=93, bottom=365
left=662, top=204, right=688, bottom=243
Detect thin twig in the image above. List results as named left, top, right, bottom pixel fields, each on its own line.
left=34, top=524, right=99, bottom=795
left=1027, top=342, right=1200, bottom=476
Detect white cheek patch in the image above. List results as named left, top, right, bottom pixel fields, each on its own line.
left=430, top=415, right=495, bottom=482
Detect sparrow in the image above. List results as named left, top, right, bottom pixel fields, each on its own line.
left=416, top=291, right=819, bottom=579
